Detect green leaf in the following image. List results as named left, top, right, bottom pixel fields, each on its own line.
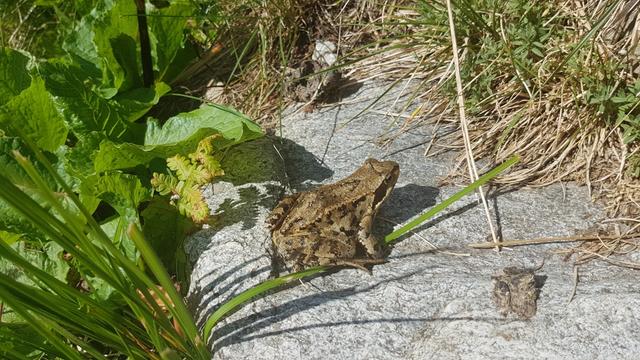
left=0, top=77, right=68, bottom=152
left=148, top=2, right=193, bottom=80
left=0, top=135, right=207, bottom=358
left=40, top=60, right=145, bottom=143
left=94, top=128, right=215, bottom=172
left=100, top=215, right=137, bottom=262
left=109, top=34, right=142, bottom=91
left=145, top=104, right=263, bottom=146
left=94, top=104, right=263, bottom=171
left=80, top=172, right=151, bottom=219
left=531, top=47, right=543, bottom=57
left=63, top=0, right=139, bottom=91
left=0, top=230, right=22, bottom=245
left=141, top=197, right=196, bottom=279
left=0, top=138, right=64, bottom=242
left=0, top=322, right=61, bottom=357
left=0, top=47, right=32, bottom=106
left=114, top=82, right=171, bottom=121
left=0, top=241, right=70, bottom=296
left=64, top=131, right=104, bottom=180
left=0, top=199, right=43, bottom=244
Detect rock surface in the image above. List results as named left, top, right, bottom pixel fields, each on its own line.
left=186, top=81, right=640, bottom=359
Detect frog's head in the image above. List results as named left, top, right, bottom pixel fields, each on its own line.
left=363, top=158, right=400, bottom=206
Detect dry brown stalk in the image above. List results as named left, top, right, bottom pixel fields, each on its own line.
left=468, top=232, right=640, bottom=249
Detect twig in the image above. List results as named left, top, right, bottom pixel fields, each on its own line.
left=445, top=0, right=499, bottom=245
left=468, top=232, right=640, bottom=249
left=567, top=265, right=578, bottom=304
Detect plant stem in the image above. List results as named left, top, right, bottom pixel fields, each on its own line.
left=134, top=0, right=154, bottom=87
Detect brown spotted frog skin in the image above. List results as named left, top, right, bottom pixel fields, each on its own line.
left=267, top=158, right=400, bottom=273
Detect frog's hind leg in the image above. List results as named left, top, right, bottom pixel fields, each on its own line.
left=331, top=258, right=386, bottom=274
left=315, top=232, right=387, bottom=273
left=339, top=259, right=387, bottom=273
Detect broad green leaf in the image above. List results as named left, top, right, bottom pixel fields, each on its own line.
left=0, top=77, right=68, bottom=152
left=80, top=172, right=151, bottom=219
left=94, top=128, right=218, bottom=172
left=63, top=15, right=101, bottom=72
left=158, top=40, right=198, bottom=84
left=0, top=129, right=77, bottom=220
left=92, top=0, right=139, bottom=91
left=141, top=197, right=196, bottom=279
left=0, top=138, right=62, bottom=242
left=148, top=1, right=193, bottom=80
left=101, top=215, right=137, bottom=261
left=114, top=82, right=171, bottom=121
left=0, top=198, right=42, bottom=243
left=109, top=33, right=142, bottom=91
left=0, top=241, right=70, bottom=296
left=40, top=60, right=145, bottom=143
left=0, top=230, right=22, bottom=245
left=63, top=0, right=139, bottom=91
left=64, top=131, right=104, bottom=180
left=94, top=105, right=262, bottom=171
left=79, top=215, right=137, bottom=301
left=0, top=47, right=31, bottom=105
left=145, top=104, right=263, bottom=146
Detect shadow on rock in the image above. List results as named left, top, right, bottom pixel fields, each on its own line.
left=188, top=254, right=273, bottom=327
left=209, top=268, right=435, bottom=351
left=209, top=184, right=282, bottom=231
left=270, top=137, right=334, bottom=190
left=388, top=185, right=528, bottom=244
left=384, top=183, right=439, bottom=224
left=374, top=183, right=440, bottom=243
left=322, top=79, right=364, bottom=103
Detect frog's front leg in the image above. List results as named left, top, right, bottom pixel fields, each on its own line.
left=357, top=214, right=385, bottom=259
left=267, top=192, right=302, bottom=230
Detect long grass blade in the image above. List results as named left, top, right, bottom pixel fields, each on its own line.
left=128, top=224, right=210, bottom=359
left=385, top=155, right=520, bottom=243
left=202, top=266, right=327, bottom=341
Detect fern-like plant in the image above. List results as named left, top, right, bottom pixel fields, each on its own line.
left=151, top=134, right=225, bottom=223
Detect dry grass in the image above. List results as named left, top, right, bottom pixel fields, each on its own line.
left=433, top=0, right=640, bottom=264
left=179, top=0, right=413, bottom=130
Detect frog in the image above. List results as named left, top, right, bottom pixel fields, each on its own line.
left=267, top=158, right=400, bottom=274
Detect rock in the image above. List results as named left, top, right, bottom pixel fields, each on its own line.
left=186, top=81, right=640, bottom=359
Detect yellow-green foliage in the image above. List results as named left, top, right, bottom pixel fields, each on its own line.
left=151, top=135, right=225, bottom=223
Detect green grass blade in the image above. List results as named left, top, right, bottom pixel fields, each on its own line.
left=202, top=266, right=328, bottom=341
left=0, top=150, right=196, bottom=356
left=0, top=289, right=86, bottom=360
left=0, top=274, right=132, bottom=352
left=385, top=155, right=520, bottom=243
left=127, top=224, right=209, bottom=358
